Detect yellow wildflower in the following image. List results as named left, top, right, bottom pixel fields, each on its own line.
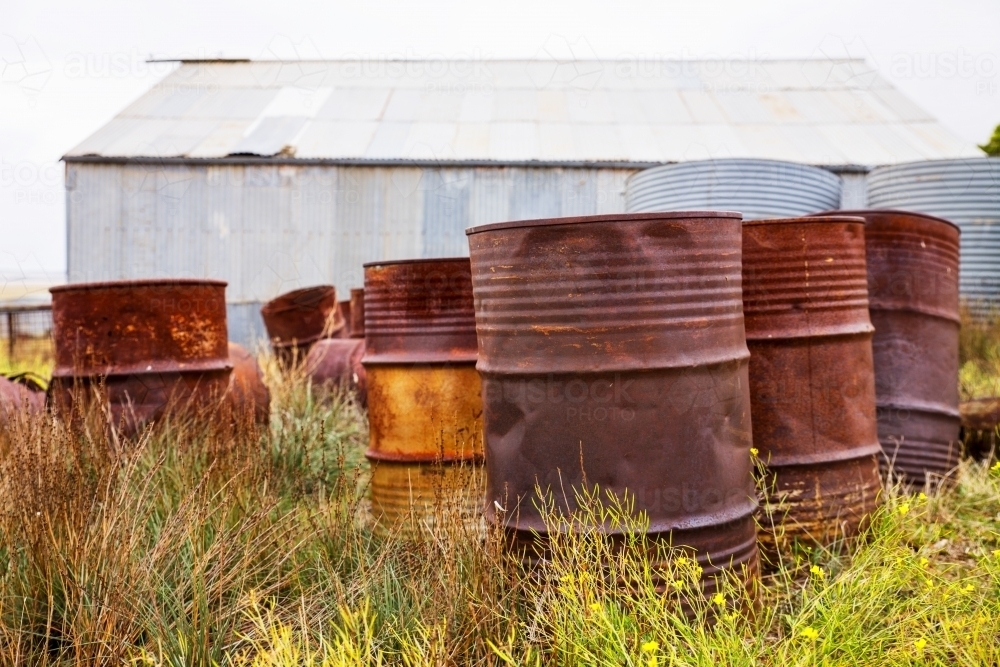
left=898, top=502, right=910, bottom=516
left=961, top=583, right=974, bottom=594
left=750, top=447, right=759, bottom=458
left=914, top=638, right=927, bottom=652
left=991, top=460, right=1000, bottom=472
left=712, top=593, right=725, bottom=607
left=810, top=565, right=825, bottom=579
left=992, top=549, right=1000, bottom=558
left=589, top=602, right=601, bottom=613
left=676, top=557, right=689, bottom=567
left=641, top=641, right=659, bottom=653
left=801, top=626, right=819, bottom=641
left=917, top=492, right=927, bottom=501
left=919, top=557, right=929, bottom=568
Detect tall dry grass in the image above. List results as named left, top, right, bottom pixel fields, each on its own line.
left=0, top=353, right=998, bottom=665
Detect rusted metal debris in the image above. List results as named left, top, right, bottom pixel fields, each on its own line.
left=0, top=374, right=45, bottom=424
left=362, top=258, right=483, bottom=528
left=742, top=216, right=883, bottom=562
left=260, top=285, right=344, bottom=362
left=819, top=210, right=962, bottom=487
left=49, top=279, right=232, bottom=435
left=226, top=342, right=271, bottom=424
left=960, top=398, right=1000, bottom=461
left=305, top=338, right=367, bottom=405
left=467, top=211, right=759, bottom=603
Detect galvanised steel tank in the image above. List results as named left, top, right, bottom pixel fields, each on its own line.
left=823, top=210, right=961, bottom=486
left=742, top=216, right=882, bottom=561
left=867, top=158, right=1000, bottom=315
left=626, top=159, right=842, bottom=220
left=467, top=211, right=759, bottom=602
left=49, top=279, right=232, bottom=435
left=261, top=285, right=344, bottom=363
left=362, top=259, right=483, bottom=528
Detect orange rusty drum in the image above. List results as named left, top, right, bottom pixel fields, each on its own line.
left=261, top=285, right=344, bottom=363
left=362, top=258, right=483, bottom=529
left=49, top=279, right=232, bottom=435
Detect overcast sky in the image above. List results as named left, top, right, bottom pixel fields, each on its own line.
left=2, top=0, right=998, bottom=277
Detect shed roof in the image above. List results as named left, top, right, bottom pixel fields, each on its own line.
left=64, top=59, right=979, bottom=168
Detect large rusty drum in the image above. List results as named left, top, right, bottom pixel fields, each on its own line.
left=830, top=210, right=961, bottom=486
left=49, top=279, right=232, bottom=434
left=742, top=217, right=883, bottom=561
left=467, top=211, right=759, bottom=602
left=362, top=259, right=483, bottom=528
left=261, top=285, right=343, bottom=363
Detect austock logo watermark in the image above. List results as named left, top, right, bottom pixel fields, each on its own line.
left=611, top=48, right=773, bottom=93
left=0, top=34, right=51, bottom=101
left=484, top=374, right=639, bottom=423
left=1, top=158, right=61, bottom=206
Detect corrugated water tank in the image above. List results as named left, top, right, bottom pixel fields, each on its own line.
left=866, top=158, right=1000, bottom=313
left=625, top=158, right=842, bottom=220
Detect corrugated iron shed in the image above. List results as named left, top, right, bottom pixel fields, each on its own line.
left=64, top=59, right=977, bottom=167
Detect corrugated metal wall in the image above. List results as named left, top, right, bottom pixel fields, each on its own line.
left=66, top=162, right=635, bottom=346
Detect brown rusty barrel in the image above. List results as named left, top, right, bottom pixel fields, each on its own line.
left=742, top=216, right=883, bottom=561
left=467, top=212, right=758, bottom=602
left=362, top=258, right=483, bottom=528
left=823, top=210, right=961, bottom=487
left=260, top=285, right=344, bottom=362
left=49, top=279, right=232, bottom=434
left=0, top=375, right=45, bottom=425
left=349, top=288, right=365, bottom=338
left=227, top=342, right=271, bottom=424
left=305, top=338, right=367, bottom=405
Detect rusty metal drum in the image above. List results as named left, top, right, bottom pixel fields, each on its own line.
left=362, top=258, right=483, bottom=528
left=828, top=210, right=962, bottom=486
left=305, top=338, right=367, bottom=405
left=261, top=285, right=344, bottom=362
left=742, top=216, right=883, bottom=560
left=226, top=342, right=271, bottom=425
left=467, top=211, right=759, bottom=601
left=49, top=279, right=232, bottom=434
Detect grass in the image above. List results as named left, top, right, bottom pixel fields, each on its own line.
left=0, top=356, right=998, bottom=665
left=0, top=336, right=54, bottom=379
left=959, top=308, right=1000, bottom=401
